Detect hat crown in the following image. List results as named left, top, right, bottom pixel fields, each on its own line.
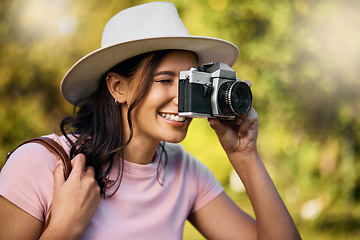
left=61, top=2, right=239, bottom=106
left=101, top=2, right=189, bottom=48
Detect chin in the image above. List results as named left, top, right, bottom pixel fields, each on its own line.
left=158, top=120, right=192, bottom=143
left=161, top=133, right=187, bottom=143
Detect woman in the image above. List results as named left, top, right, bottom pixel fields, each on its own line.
left=0, top=2, right=301, bottom=239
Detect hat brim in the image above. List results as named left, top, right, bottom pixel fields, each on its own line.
left=60, top=36, right=239, bottom=105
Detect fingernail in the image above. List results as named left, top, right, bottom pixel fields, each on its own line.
left=208, top=118, right=215, bottom=126
left=236, top=118, right=243, bottom=125
left=57, top=160, right=64, bottom=169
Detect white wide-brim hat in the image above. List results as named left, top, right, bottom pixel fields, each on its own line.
left=60, top=2, right=239, bottom=105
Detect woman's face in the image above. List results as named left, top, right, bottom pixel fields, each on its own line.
left=125, top=50, right=197, bottom=144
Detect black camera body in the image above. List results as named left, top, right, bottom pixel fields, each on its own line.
left=178, top=63, right=252, bottom=119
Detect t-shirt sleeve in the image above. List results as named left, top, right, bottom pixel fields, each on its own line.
left=190, top=155, right=224, bottom=214
left=0, top=142, right=58, bottom=222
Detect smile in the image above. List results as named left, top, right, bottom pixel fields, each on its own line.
left=159, top=113, right=187, bottom=122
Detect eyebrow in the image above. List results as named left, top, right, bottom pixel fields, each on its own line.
left=153, top=71, right=176, bottom=77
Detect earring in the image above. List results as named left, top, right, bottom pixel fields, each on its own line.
left=115, top=99, right=120, bottom=105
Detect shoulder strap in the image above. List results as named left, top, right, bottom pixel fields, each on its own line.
left=7, top=137, right=72, bottom=180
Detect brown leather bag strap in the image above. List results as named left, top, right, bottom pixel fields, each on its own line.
left=7, top=137, right=72, bottom=179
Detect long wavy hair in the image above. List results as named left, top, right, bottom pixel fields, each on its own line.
left=60, top=50, right=171, bottom=197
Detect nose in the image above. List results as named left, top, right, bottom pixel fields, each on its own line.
left=173, top=96, right=178, bottom=106
left=172, top=80, right=179, bottom=106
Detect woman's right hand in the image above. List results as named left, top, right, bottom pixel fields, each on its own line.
left=41, top=154, right=101, bottom=239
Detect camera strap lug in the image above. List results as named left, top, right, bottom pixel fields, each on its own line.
left=203, top=82, right=212, bottom=96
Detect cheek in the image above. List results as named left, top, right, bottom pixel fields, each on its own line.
left=145, top=88, right=170, bottom=105
left=133, top=89, right=168, bottom=118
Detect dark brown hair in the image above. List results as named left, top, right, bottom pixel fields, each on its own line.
left=60, top=50, right=171, bottom=197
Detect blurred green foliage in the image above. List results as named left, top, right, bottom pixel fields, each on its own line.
left=1, top=0, right=359, bottom=239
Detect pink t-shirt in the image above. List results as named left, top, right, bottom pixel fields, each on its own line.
left=0, top=134, right=224, bottom=239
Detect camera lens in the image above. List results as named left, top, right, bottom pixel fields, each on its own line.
left=218, top=81, right=252, bottom=115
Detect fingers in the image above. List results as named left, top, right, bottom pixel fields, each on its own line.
left=236, top=108, right=259, bottom=136
left=244, top=80, right=252, bottom=87
left=68, top=154, right=96, bottom=180
left=238, top=117, right=252, bottom=136
left=209, top=108, right=258, bottom=137
left=53, top=161, right=65, bottom=191
left=85, top=166, right=96, bottom=178
left=235, top=116, right=244, bottom=125
left=70, top=154, right=86, bottom=176
left=208, top=118, right=226, bottom=137
left=54, top=154, right=88, bottom=190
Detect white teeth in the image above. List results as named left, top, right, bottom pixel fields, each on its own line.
left=160, top=113, right=186, bottom=122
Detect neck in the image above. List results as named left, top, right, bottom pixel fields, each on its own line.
left=123, top=138, right=160, bottom=165
left=120, top=106, right=160, bottom=165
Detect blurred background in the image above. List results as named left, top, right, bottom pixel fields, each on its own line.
left=0, top=0, right=359, bottom=239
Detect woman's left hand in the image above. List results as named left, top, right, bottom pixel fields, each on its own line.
left=208, top=108, right=259, bottom=155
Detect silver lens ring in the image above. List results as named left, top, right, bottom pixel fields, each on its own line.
left=225, top=82, right=240, bottom=116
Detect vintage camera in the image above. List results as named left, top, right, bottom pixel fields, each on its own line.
left=178, top=63, right=252, bottom=119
